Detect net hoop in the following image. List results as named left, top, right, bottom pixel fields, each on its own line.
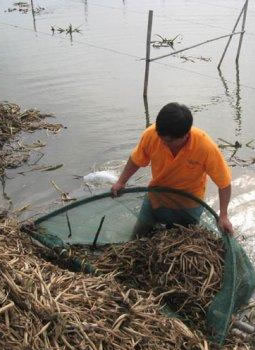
left=35, top=186, right=219, bottom=225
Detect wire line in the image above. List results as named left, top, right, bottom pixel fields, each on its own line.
left=68, top=0, right=255, bottom=37
left=1, top=21, right=255, bottom=91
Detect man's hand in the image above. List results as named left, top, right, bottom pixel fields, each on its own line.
left=111, top=157, right=140, bottom=197
left=111, top=181, right=126, bottom=197
left=218, top=185, right=234, bottom=235
left=218, top=214, right=234, bottom=235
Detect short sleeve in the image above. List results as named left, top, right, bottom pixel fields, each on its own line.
left=131, top=130, right=151, bottom=167
left=205, top=141, right=231, bottom=189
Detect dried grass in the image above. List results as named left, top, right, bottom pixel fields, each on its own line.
left=0, top=213, right=204, bottom=350
left=0, top=212, right=253, bottom=349
left=93, top=225, right=224, bottom=325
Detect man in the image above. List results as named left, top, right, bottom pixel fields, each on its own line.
left=111, top=102, right=234, bottom=236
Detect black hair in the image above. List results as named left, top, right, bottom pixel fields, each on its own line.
left=156, top=102, right=193, bottom=138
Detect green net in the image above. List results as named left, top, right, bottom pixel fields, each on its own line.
left=207, top=235, right=255, bottom=344
left=30, top=187, right=255, bottom=346
left=34, top=187, right=218, bottom=244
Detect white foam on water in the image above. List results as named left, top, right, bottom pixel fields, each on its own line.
left=83, top=170, right=119, bottom=185
left=231, top=208, right=255, bottom=233
left=228, top=175, right=255, bottom=263
left=232, top=175, right=255, bottom=189
left=229, top=191, right=255, bottom=210
left=206, top=174, right=255, bottom=261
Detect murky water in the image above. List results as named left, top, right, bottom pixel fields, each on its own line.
left=0, top=0, right=254, bottom=254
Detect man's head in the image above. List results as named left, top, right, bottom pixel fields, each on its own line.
left=156, top=102, right=193, bottom=148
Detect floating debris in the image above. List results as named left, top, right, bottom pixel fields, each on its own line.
left=0, top=102, right=63, bottom=176
left=50, top=180, right=76, bottom=202
left=229, top=156, right=255, bottom=168
left=17, top=163, right=63, bottom=175
left=33, top=5, right=45, bottom=15
left=0, top=149, right=29, bottom=170
left=14, top=1, right=28, bottom=6
left=22, top=140, right=46, bottom=149
left=218, top=138, right=255, bottom=167
left=180, top=55, right=212, bottom=63
left=10, top=1, right=29, bottom=13
left=5, top=2, right=45, bottom=15
left=150, top=35, right=211, bottom=64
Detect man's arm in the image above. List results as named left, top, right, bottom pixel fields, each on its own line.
left=111, top=157, right=140, bottom=196
left=218, top=184, right=234, bottom=235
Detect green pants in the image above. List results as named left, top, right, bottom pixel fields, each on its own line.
left=137, top=194, right=203, bottom=230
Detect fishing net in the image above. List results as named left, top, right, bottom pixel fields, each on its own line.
left=29, top=187, right=255, bottom=346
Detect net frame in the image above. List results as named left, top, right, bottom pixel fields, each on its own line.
left=31, top=186, right=254, bottom=346
left=35, top=186, right=219, bottom=225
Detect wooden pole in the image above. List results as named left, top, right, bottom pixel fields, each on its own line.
left=143, top=95, right=150, bottom=128
left=236, top=0, right=249, bottom=63
left=143, top=10, right=153, bottom=97
left=145, top=31, right=244, bottom=63
left=218, top=1, right=247, bottom=69
left=30, top=0, right=37, bottom=32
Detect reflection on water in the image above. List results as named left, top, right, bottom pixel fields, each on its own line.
left=0, top=175, right=12, bottom=210
left=218, top=63, right=242, bottom=136
left=83, top=0, right=88, bottom=23
left=234, top=63, right=241, bottom=135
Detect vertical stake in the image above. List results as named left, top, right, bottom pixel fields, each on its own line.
left=236, top=0, right=249, bottom=63
left=143, top=95, right=150, bottom=128
left=143, top=10, right=153, bottom=98
left=218, top=1, right=247, bottom=69
left=91, top=216, right=105, bottom=250
left=30, top=0, right=37, bottom=32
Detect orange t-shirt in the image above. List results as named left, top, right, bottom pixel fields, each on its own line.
left=131, top=125, right=231, bottom=202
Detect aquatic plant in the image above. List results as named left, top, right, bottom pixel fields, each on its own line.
left=50, top=24, right=82, bottom=37
left=151, top=34, right=181, bottom=48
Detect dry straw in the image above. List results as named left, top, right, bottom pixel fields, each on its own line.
left=93, top=225, right=225, bottom=326
left=0, top=211, right=253, bottom=349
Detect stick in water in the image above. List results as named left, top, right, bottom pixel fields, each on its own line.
left=91, top=216, right=106, bottom=250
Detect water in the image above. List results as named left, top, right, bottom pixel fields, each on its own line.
left=0, top=0, right=254, bottom=255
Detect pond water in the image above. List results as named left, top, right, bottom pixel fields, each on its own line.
left=0, top=0, right=254, bottom=256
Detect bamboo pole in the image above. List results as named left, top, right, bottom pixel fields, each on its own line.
left=143, top=10, right=153, bottom=97
left=236, top=0, right=249, bottom=63
left=144, top=31, right=244, bottom=63
left=218, top=1, right=247, bottom=68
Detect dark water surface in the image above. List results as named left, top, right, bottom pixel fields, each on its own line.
left=0, top=0, right=255, bottom=253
